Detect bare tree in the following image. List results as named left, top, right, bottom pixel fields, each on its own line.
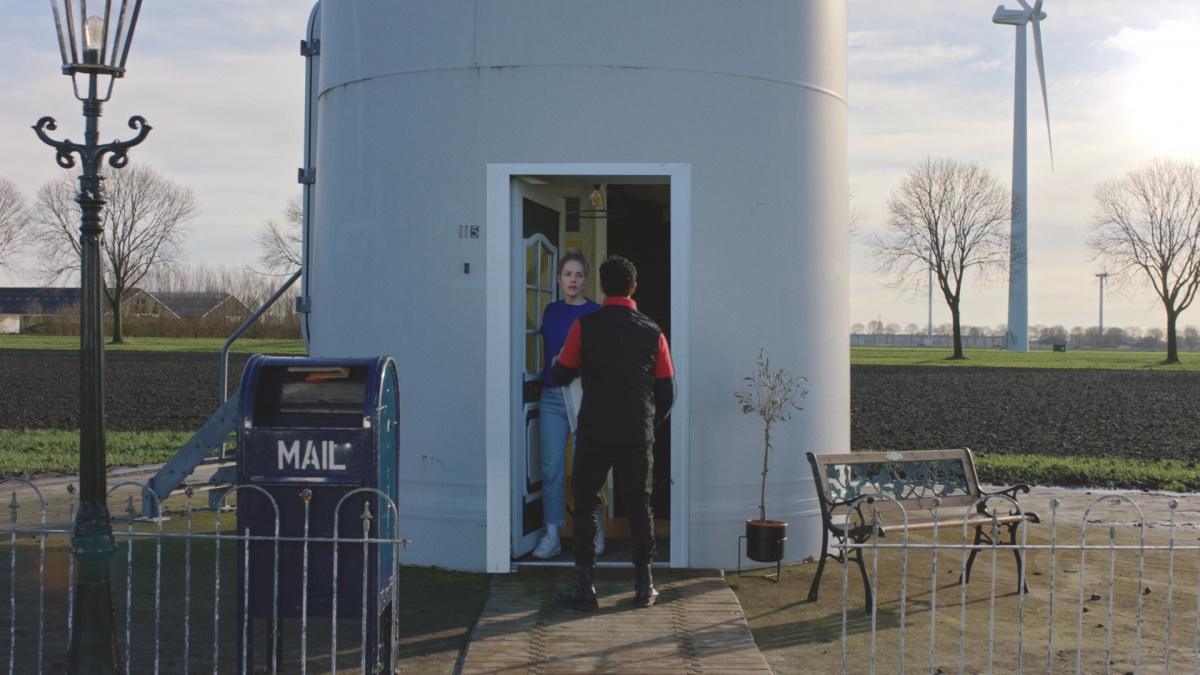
left=254, top=194, right=303, bottom=274
left=0, top=178, right=31, bottom=273
left=32, top=163, right=198, bottom=343
left=869, top=156, right=1011, bottom=358
left=1088, top=158, right=1200, bottom=363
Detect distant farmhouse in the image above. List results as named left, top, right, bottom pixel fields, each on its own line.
left=124, top=290, right=251, bottom=322
left=0, top=287, right=250, bottom=334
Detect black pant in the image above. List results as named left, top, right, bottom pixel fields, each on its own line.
left=571, top=441, right=655, bottom=567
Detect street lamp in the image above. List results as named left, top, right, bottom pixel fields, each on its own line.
left=34, top=2, right=150, bottom=672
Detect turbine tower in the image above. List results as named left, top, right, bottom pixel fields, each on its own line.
left=993, top=0, right=1053, bottom=352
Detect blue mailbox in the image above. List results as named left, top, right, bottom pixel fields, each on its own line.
left=235, top=355, right=400, bottom=671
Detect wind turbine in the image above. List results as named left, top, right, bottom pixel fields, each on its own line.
left=993, top=0, right=1052, bottom=353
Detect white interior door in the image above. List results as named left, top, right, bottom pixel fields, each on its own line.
left=511, top=179, right=563, bottom=558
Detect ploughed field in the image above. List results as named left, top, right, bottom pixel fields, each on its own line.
left=852, top=364, right=1200, bottom=460
left=0, top=349, right=252, bottom=431
left=2, top=350, right=1198, bottom=463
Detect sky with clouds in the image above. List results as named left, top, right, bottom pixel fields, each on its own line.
left=2, top=1, right=1199, bottom=335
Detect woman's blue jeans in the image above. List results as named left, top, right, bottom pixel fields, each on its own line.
left=539, top=386, right=570, bottom=527
left=540, top=386, right=603, bottom=529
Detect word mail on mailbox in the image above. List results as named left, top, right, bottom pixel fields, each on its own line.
left=278, top=440, right=350, bottom=471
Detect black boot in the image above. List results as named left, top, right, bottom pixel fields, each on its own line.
left=556, top=565, right=598, bottom=611
left=634, top=564, right=659, bottom=608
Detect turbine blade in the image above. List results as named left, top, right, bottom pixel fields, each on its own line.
left=1032, top=0, right=1043, bottom=15
left=1032, top=18, right=1054, bottom=171
left=1016, top=0, right=1032, bottom=10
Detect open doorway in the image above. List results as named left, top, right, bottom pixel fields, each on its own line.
left=485, top=163, right=691, bottom=574
left=508, top=179, right=671, bottom=567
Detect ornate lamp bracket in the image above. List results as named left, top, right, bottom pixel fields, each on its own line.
left=33, top=114, right=152, bottom=174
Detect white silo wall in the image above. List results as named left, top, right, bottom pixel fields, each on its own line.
left=308, top=0, right=848, bottom=572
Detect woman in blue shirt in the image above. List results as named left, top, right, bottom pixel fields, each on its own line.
left=533, top=249, right=602, bottom=559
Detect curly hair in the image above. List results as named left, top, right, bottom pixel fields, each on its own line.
left=599, top=256, right=637, bottom=297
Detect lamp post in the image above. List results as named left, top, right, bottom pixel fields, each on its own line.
left=34, top=2, right=150, bottom=672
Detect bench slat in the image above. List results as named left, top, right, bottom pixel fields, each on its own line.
left=832, top=512, right=1038, bottom=535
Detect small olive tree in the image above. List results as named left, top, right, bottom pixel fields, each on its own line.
left=735, top=350, right=807, bottom=523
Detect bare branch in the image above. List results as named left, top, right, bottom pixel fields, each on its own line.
left=868, top=156, right=1011, bottom=358
left=254, top=194, right=303, bottom=275
left=29, top=163, right=199, bottom=341
left=1087, top=157, right=1200, bottom=363
left=848, top=185, right=868, bottom=242
left=0, top=178, right=32, bottom=273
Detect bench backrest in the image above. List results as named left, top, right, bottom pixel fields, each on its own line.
left=807, top=449, right=982, bottom=516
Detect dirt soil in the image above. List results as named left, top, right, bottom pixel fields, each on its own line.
left=852, top=364, right=1200, bottom=460
left=0, top=349, right=254, bottom=431
left=8, top=352, right=1200, bottom=463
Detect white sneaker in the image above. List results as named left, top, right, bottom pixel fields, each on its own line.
left=532, top=532, right=561, bottom=559
left=596, top=524, right=606, bottom=557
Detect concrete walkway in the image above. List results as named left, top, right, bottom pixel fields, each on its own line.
left=460, top=567, right=772, bottom=675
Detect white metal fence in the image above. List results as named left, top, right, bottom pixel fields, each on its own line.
left=1, top=476, right=407, bottom=675
left=7, top=480, right=1199, bottom=674
left=826, top=492, right=1200, bottom=674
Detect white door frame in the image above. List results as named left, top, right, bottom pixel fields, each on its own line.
left=486, top=163, right=692, bottom=573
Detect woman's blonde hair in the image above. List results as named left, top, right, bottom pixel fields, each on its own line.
left=558, top=248, right=589, bottom=276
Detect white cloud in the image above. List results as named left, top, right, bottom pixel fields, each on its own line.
left=851, top=39, right=984, bottom=78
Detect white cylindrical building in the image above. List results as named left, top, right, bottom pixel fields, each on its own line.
left=302, top=0, right=849, bottom=572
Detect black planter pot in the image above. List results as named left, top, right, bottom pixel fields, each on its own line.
left=745, top=519, right=787, bottom=563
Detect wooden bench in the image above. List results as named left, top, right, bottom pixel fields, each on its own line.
left=806, top=449, right=1039, bottom=608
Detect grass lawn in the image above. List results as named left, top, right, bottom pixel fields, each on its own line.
left=852, top=345, right=1200, bottom=369
left=0, top=429, right=199, bottom=477
left=973, top=451, right=1200, bottom=491
left=0, top=335, right=306, bottom=353
left=4, top=429, right=1196, bottom=493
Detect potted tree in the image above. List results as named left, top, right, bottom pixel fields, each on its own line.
left=735, top=350, right=807, bottom=563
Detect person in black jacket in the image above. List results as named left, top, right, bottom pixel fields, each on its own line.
left=548, top=256, right=675, bottom=609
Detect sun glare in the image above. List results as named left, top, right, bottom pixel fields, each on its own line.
left=1109, top=20, right=1200, bottom=154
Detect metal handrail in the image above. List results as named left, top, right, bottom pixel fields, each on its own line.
left=220, top=269, right=302, bottom=405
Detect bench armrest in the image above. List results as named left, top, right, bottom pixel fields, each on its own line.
left=976, top=484, right=1038, bottom=521
left=980, top=483, right=1031, bottom=501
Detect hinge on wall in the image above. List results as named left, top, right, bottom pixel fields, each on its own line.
left=301, top=39, right=320, bottom=57
left=298, top=168, right=316, bottom=185
left=296, top=297, right=312, bottom=314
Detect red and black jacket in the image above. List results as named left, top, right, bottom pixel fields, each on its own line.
left=549, top=297, right=675, bottom=447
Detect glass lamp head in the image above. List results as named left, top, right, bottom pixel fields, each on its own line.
left=51, top=0, right=144, bottom=100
